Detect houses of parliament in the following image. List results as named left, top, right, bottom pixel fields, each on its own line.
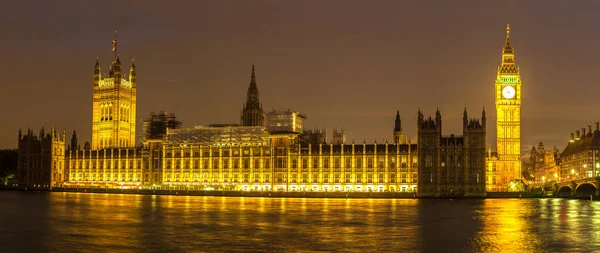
left=17, top=25, right=524, bottom=196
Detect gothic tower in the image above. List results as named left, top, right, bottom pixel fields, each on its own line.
left=494, top=24, right=522, bottom=189
left=240, top=64, right=264, bottom=127
left=393, top=111, right=404, bottom=144
left=92, top=34, right=137, bottom=150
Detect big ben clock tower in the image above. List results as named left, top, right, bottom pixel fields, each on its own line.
left=492, top=24, right=522, bottom=191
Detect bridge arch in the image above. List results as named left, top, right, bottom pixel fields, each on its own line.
left=575, top=183, right=596, bottom=198
left=557, top=185, right=572, bottom=198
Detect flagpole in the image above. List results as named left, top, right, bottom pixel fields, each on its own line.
left=113, top=30, right=118, bottom=61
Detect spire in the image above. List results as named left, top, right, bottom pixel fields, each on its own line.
left=94, top=57, right=101, bottom=86
left=394, top=110, right=401, bottom=132
left=435, top=108, right=442, bottom=131
left=71, top=130, right=78, bottom=151
left=500, top=24, right=517, bottom=74
left=481, top=107, right=486, bottom=128
left=463, top=107, right=468, bottom=126
left=241, top=64, right=264, bottom=126
left=130, top=59, right=137, bottom=88
left=251, top=63, right=256, bottom=84
left=503, top=24, right=513, bottom=55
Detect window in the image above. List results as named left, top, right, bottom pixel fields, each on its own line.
left=254, top=159, right=260, bottom=169
left=233, top=158, right=239, bottom=169
left=243, top=158, right=249, bottom=169
left=425, top=155, right=432, bottom=167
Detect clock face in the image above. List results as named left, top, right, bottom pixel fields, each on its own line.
left=502, top=86, right=516, bottom=99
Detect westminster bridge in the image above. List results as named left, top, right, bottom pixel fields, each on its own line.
left=550, top=176, right=600, bottom=198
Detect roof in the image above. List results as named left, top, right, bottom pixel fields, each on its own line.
left=298, top=143, right=417, bottom=154
left=561, top=130, right=600, bottom=157
left=167, top=126, right=271, bottom=145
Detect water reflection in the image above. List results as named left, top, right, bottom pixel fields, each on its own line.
left=0, top=192, right=599, bottom=252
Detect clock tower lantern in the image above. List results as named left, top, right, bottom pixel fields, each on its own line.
left=491, top=24, right=522, bottom=191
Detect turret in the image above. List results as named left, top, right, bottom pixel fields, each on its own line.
left=94, top=57, right=100, bottom=86
left=70, top=130, right=78, bottom=151
left=113, top=55, right=122, bottom=84
left=463, top=107, right=468, bottom=129
left=435, top=108, right=442, bottom=132
left=129, top=59, right=136, bottom=88
left=481, top=107, right=486, bottom=129
left=393, top=111, right=403, bottom=144
left=394, top=111, right=401, bottom=132
left=417, top=108, right=424, bottom=124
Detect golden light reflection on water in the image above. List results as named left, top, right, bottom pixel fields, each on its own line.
left=480, top=199, right=541, bottom=252
left=1, top=192, right=599, bottom=252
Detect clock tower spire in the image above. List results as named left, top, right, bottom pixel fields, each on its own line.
left=490, top=24, right=523, bottom=192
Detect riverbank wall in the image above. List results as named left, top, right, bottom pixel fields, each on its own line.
left=2, top=185, right=588, bottom=199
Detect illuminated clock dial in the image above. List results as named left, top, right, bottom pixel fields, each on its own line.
left=502, top=86, right=515, bottom=99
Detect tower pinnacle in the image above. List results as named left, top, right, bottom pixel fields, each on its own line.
left=394, top=110, right=401, bottom=132
left=241, top=64, right=264, bottom=126
left=393, top=110, right=404, bottom=144
left=503, top=23, right=513, bottom=56
left=251, top=63, right=256, bottom=84
left=500, top=24, right=517, bottom=74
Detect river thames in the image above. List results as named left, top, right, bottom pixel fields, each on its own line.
left=0, top=192, right=598, bottom=252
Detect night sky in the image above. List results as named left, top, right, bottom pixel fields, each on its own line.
left=2, top=1, right=600, bottom=155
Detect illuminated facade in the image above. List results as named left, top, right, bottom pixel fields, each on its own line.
left=161, top=125, right=418, bottom=192
left=526, top=141, right=559, bottom=184
left=487, top=24, right=523, bottom=192
left=56, top=61, right=419, bottom=192
left=92, top=50, right=137, bottom=149
left=560, top=123, right=600, bottom=181
left=417, top=109, right=487, bottom=197
left=265, top=109, right=306, bottom=134
left=19, top=32, right=507, bottom=195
